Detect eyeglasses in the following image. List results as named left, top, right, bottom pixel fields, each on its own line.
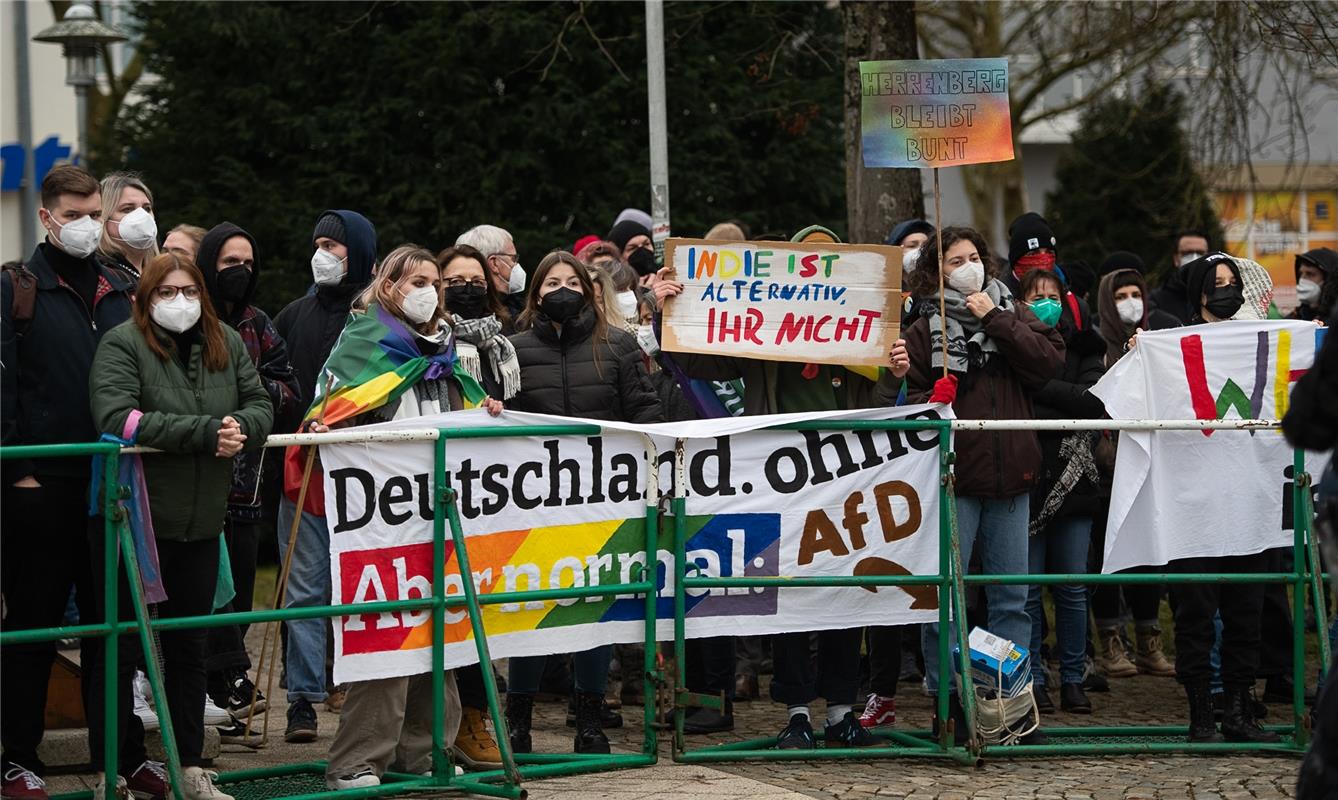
left=492, top=252, right=518, bottom=262
left=219, top=259, right=254, bottom=271
left=154, top=285, right=201, bottom=300
left=445, top=278, right=488, bottom=289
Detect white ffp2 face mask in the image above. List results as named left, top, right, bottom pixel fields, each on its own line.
left=1296, top=278, right=1321, bottom=305
left=399, top=285, right=440, bottom=324
left=114, top=207, right=158, bottom=251
left=946, top=261, right=984, bottom=295
left=47, top=213, right=103, bottom=258
left=615, top=290, right=639, bottom=319
left=635, top=324, right=660, bottom=356
left=151, top=294, right=201, bottom=333
left=902, top=248, right=921, bottom=273
left=507, top=263, right=526, bottom=295
left=311, top=248, right=347, bottom=286
left=1115, top=297, right=1144, bottom=326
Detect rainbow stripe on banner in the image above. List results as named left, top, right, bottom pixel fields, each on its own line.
left=336, top=513, right=781, bottom=657
left=859, top=57, right=1014, bottom=169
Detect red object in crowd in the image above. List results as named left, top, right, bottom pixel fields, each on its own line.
left=572, top=234, right=601, bottom=256
left=929, top=374, right=958, bottom=405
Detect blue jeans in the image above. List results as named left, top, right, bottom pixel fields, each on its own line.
left=924, top=494, right=1032, bottom=693
left=508, top=646, right=613, bottom=696
left=276, top=496, right=330, bottom=704
left=1027, top=515, right=1092, bottom=687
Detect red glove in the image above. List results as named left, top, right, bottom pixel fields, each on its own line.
left=929, top=374, right=958, bottom=405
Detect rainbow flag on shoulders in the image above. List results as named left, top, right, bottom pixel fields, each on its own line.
left=285, top=302, right=487, bottom=514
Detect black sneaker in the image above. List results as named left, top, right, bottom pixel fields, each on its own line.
left=216, top=716, right=264, bottom=749
left=683, top=705, right=734, bottom=734
left=285, top=698, right=318, bottom=743
left=776, top=713, right=815, bottom=750
left=824, top=711, right=881, bottom=747
left=225, top=672, right=266, bottom=719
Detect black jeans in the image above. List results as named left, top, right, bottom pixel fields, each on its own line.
left=769, top=628, right=862, bottom=707
left=1, top=477, right=145, bottom=775
left=685, top=636, right=736, bottom=701
left=1258, top=547, right=1295, bottom=680
left=1170, top=553, right=1267, bottom=688
left=1090, top=500, right=1162, bottom=624
left=205, top=518, right=259, bottom=675
left=457, top=664, right=486, bottom=711
left=865, top=625, right=907, bottom=698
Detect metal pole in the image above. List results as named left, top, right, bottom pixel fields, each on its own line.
left=645, top=0, right=671, bottom=258
left=14, top=3, right=37, bottom=254
left=74, top=83, right=89, bottom=166
left=101, top=450, right=120, bottom=796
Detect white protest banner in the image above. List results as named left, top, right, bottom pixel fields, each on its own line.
left=1090, top=320, right=1330, bottom=573
left=322, top=406, right=947, bottom=683
left=660, top=238, right=902, bottom=367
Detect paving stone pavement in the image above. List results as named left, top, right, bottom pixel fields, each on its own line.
left=40, top=624, right=1314, bottom=799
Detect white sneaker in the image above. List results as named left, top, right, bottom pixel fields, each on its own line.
left=327, top=768, right=380, bottom=789
left=93, top=774, right=128, bottom=800
left=180, top=766, right=234, bottom=800
left=133, top=671, right=160, bottom=732
left=203, top=698, right=231, bottom=726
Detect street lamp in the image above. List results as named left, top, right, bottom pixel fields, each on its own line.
left=33, top=1, right=128, bottom=164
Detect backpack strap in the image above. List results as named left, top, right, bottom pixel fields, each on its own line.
left=2, top=263, right=38, bottom=336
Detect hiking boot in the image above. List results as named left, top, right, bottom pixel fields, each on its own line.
left=1134, top=625, right=1176, bottom=677
left=324, top=685, right=346, bottom=713
left=1186, top=683, right=1224, bottom=743
left=1060, top=683, right=1092, bottom=714
left=326, top=769, right=378, bottom=790
left=125, top=760, right=168, bottom=800
left=565, top=695, right=623, bottom=728
left=1096, top=627, right=1138, bottom=678
left=682, top=704, right=734, bottom=734
left=1221, top=687, right=1280, bottom=743
left=857, top=694, right=896, bottom=728
left=452, top=707, right=502, bottom=769
left=572, top=691, right=610, bottom=754
left=776, top=713, right=815, bottom=749
left=1034, top=685, right=1055, bottom=714
left=179, top=768, right=231, bottom=800
left=284, top=698, right=318, bottom=743
left=824, top=711, right=881, bottom=747
left=2, top=764, right=48, bottom=799
left=505, top=693, right=534, bottom=755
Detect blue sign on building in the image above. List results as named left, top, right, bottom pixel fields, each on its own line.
left=0, top=136, right=77, bottom=191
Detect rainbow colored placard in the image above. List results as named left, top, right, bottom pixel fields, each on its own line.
left=859, top=58, right=1014, bottom=168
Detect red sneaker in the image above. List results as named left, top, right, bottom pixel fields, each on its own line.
left=2, top=764, right=49, bottom=799
left=857, top=693, right=896, bottom=729
left=125, top=761, right=169, bottom=800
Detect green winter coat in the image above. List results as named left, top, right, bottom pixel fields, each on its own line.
left=90, top=320, right=274, bottom=542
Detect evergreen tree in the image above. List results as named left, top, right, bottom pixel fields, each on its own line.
left=107, top=1, right=847, bottom=311
left=1045, top=83, right=1224, bottom=285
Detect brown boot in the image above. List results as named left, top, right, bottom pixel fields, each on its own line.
left=1096, top=627, right=1138, bottom=678
left=1134, top=625, right=1176, bottom=677
left=451, top=706, right=502, bottom=770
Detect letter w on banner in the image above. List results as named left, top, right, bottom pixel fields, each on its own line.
left=321, top=406, right=947, bottom=683
left=1090, top=321, right=1330, bottom=574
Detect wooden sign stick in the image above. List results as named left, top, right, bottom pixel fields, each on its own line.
left=934, top=167, right=948, bottom=379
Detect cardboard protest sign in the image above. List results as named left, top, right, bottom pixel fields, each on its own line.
left=659, top=238, right=902, bottom=367
left=859, top=57, right=1014, bottom=168
left=322, top=406, right=946, bottom=682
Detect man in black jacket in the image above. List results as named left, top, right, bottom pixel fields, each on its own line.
left=1, top=165, right=168, bottom=799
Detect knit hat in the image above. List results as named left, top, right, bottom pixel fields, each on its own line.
left=1062, top=259, right=1096, bottom=300
left=608, top=219, right=651, bottom=253
left=572, top=234, right=601, bottom=255
left=312, top=212, right=347, bottom=246
left=791, top=225, right=840, bottom=244
left=885, top=219, right=934, bottom=247
left=1007, top=212, right=1057, bottom=265
left=613, top=208, right=653, bottom=232
left=1100, top=250, right=1146, bottom=276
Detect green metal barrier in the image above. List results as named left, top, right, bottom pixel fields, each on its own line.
left=1, top=419, right=1329, bottom=799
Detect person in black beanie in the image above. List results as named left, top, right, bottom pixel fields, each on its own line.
left=608, top=219, right=656, bottom=277
left=272, top=210, right=378, bottom=743
left=195, top=223, right=301, bottom=728
left=1099, top=250, right=1145, bottom=277
left=1005, top=212, right=1093, bottom=332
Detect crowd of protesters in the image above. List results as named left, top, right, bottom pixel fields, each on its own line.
left=1, top=163, right=1334, bottom=798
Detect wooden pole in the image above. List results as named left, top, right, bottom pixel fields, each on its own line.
left=934, top=167, right=948, bottom=379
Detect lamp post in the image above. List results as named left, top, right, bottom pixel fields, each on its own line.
left=33, top=1, right=127, bottom=164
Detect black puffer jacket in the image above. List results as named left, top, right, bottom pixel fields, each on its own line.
left=1030, top=327, right=1107, bottom=519
left=507, top=306, right=662, bottom=423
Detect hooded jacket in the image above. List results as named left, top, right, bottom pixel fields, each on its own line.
left=507, top=305, right=662, bottom=423
left=197, top=222, right=301, bottom=518
left=1029, top=325, right=1107, bottom=518
left=1, top=242, right=135, bottom=483
left=1096, top=269, right=1182, bottom=366
left=1292, top=247, right=1337, bottom=321
left=1181, top=252, right=1242, bottom=322
left=274, top=210, right=377, bottom=422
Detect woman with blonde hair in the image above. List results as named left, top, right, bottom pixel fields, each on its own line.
left=98, top=172, right=160, bottom=279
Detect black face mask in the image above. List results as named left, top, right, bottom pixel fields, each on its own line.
left=628, top=247, right=656, bottom=277
left=215, top=267, right=251, bottom=305
left=444, top=284, right=488, bottom=319
left=1202, top=284, right=1244, bottom=320
left=540, top=287, right=585, bottom=323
